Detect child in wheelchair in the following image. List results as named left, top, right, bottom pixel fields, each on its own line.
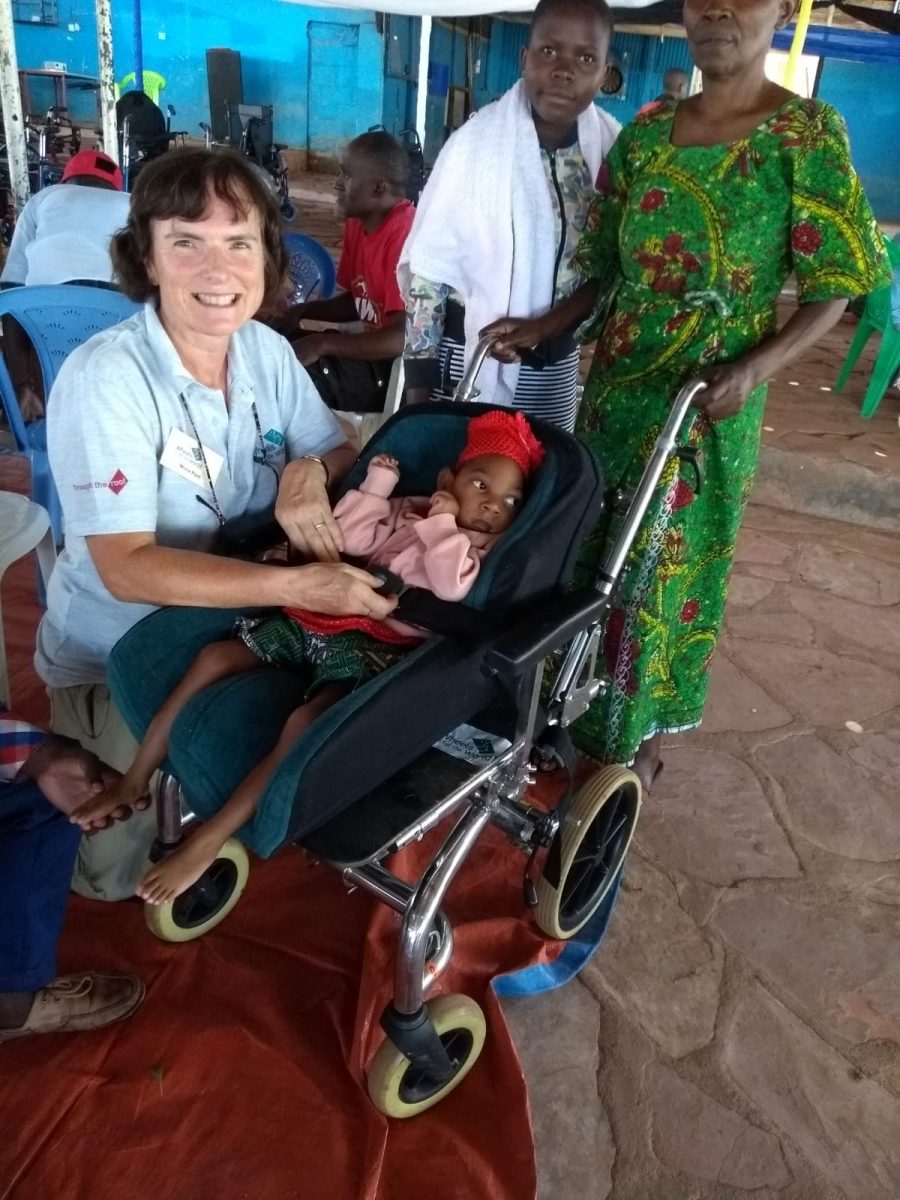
left=71, top=410, right=544, bottom=906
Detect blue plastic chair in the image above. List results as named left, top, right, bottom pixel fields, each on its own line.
left=0, top=285, right=142, bottom=543
left=282, top=233, right=336, bottom=305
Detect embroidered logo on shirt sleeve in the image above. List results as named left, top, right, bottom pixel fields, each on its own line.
left=71, top=468, right=129, bottom=495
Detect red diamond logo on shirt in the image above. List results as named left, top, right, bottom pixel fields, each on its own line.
left=108, top=469, right=128, bottom=495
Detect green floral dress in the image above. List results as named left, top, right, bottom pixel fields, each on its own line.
left=572, top=96, right=887, bottom=765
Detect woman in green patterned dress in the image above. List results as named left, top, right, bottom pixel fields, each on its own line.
left=485, top=0, right=888, bottom=793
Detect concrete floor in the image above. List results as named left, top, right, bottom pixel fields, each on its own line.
left=502, top=321, right=900, bottom=1199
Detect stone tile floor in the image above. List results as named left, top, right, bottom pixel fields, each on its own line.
left=504, top=502, right=900, bottom=1199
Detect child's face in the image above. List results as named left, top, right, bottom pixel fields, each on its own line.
left=522, top=7, right=610, bottom=131
left=334, top=149, right=380, bottom=221
left=448, top=455, right=527, bottom=536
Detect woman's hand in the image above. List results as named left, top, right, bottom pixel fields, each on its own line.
left=428, top=490, right=459, bottom=519
left=480, top=283, right=598, bottom=363
left=276, top=458, right=344, bottom=563
left=287, top=562, right=398, bottom=619
left=693, top=360, right=761, bottom=422
left=480, top=316, right=549, bottom=365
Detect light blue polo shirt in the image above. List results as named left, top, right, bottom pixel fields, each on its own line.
left=36, top=303, right=345, bottom=687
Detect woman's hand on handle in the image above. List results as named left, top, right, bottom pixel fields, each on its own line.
left=287, top=563, right=398, bottom=620
left=480, top=316, right=548, bottom=365
left=692, top=360, right=761, bottom=422
left=481, top=280, right=600, bottom=364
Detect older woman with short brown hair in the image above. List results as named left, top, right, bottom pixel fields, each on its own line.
left=35, top=147, right=394, bottom=900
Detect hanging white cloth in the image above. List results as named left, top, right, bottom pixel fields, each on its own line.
left=398, top=79, right=620, bottom=406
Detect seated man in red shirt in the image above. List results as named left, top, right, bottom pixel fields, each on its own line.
left=280, top=131, right=414, bottom=413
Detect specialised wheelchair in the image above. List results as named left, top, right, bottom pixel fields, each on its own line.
left=116, top=91, right=187, bottom=191
left=108, top=344, right=705, bottom=1117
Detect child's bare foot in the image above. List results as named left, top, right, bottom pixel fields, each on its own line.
left=70, top=775, right=150, bottom=831
left=136, top=835, right=223, bottom=906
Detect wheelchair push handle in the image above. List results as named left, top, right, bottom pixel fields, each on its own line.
left=598, top=377, right=708, bottom=595
left=453, top=335, right=497, bottom=402
left=453, top=335, right=546, bottom=403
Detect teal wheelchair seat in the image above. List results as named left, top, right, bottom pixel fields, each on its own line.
left=108, top=402, right=604, bottom=858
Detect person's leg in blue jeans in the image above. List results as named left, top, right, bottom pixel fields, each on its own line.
left=0, top=778, right=80, bottom=998
left=0, top=775, right=145, bottom=1039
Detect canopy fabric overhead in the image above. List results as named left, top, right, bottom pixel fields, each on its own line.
left=283, top=0, right=900, bottom=29
left=282, top=0, right=661, bottom=14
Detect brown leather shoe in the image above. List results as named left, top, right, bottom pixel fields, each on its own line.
left=0, top=973, right=145, bottom=1042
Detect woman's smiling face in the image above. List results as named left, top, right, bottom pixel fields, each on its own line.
left=683, top=0, right=797, bottom=79
left=146, top=190, right=266, bottom=346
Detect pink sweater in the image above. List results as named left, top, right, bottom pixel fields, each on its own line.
left=333, top=462, right=496, bottom=636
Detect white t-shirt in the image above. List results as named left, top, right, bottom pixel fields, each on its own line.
left=0, top=183, right=131, bottom=286
left=35, top=303, right=345, bottom=687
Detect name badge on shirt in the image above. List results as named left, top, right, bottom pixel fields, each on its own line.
left=160, top=427, right=224, bottom=490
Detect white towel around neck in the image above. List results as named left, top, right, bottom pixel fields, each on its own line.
left=398, top=79, right=620, bottom=407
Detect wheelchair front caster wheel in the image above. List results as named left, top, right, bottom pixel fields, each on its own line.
left=144, top=838, right=250, bottom=943
left=367, top=994, right=486, bottom=1118
left=535, top=765, right=641, bottom=940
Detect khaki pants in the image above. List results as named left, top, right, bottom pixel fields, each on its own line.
left=50, top=683, right=157, bottom=902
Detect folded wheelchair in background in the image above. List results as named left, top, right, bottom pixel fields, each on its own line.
left=109, top=367, right=707, bottom=1117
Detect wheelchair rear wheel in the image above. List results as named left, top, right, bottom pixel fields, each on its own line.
left=144, top=838, right=250, bottom=943
left=536, top=765, right=641, bottom=940
left=367, top=994, right=487, bottom=1118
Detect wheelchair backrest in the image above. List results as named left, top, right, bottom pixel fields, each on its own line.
left=337, top=401, right=604, bottom=613
left=117, top=91, right=168, bottom=158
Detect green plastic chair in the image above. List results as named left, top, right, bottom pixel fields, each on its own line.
left=834, top=235, right=900, bottom=419
left=116, top=70, right=166, bottom=106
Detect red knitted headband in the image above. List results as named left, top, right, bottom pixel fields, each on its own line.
left=457, top=410, right=545, bottom=478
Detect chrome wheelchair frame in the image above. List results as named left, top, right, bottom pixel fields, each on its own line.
left=148, top=350, right=706, bottom=1115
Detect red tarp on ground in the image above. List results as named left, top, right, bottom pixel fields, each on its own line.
left=0, top=823, right=564, bottom=1200
left=0, top=451, right=564, bottom=1199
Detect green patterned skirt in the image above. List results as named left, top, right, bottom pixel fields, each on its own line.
left=571, top=382, right=768, bottom=766
left=238, top=615, right=410, bottom=699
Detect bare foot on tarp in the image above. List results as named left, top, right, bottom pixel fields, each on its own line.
left=136, top=835, right=222, bottom=906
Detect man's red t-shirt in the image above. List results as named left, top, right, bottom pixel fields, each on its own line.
left=336, top=199, right=415, bottom=329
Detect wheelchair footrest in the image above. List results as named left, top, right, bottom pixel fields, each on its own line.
left=298, top=748, right=481, bottom=865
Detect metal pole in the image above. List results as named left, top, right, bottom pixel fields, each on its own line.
left=415, top=13, right=432, bottom=157
left=96, top=0, right=119, bottom=163
left=0, top=0, right=31, bottom=214
left=783, top=0, right=814, bottom=90
left=133, top=0, right=143, bottom=95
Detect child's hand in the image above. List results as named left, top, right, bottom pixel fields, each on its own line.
left=370, top=453, right=400, bottom=474
left=428, top=490, right=459, bottom=519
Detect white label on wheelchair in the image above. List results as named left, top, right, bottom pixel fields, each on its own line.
left=160, top=427, right=224, bottom=489
left=434, top=724, right=512, bottom=767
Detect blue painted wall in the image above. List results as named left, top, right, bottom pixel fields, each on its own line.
left=12, top=0, right=384, bottom=157
left=817, top=58, right=900, bottom=222
left=382, top=15, right=531, bottom=159
left=602, top=32, right=693, bottom=125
